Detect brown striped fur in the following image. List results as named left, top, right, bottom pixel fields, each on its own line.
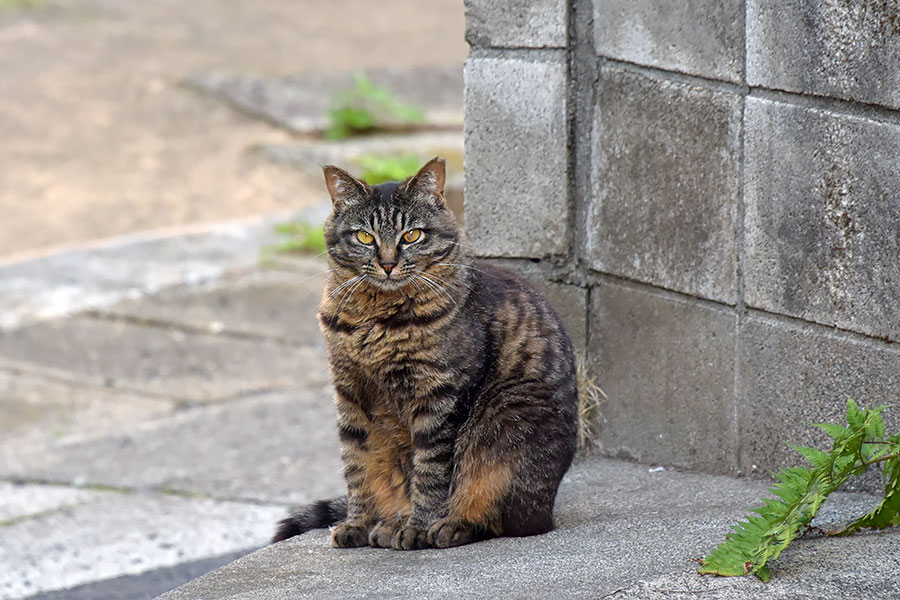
left=272, top=157, right=577, bottom=550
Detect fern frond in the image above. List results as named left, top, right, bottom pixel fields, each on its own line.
left=699, top=400, right=887, bottom=581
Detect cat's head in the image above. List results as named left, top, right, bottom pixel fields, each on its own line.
left=322, top=157, right=463, bottom=292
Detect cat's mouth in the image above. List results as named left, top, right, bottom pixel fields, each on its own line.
left=365, top=272, right=413, bottom=292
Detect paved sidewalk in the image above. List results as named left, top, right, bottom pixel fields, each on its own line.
left=0, top=208, right=344, bottom=599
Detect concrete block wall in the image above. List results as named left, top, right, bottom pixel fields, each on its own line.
left=463, top=0, right=900, bottom=481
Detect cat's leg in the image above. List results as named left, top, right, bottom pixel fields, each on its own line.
left=390, top=397, right=457, bottom=550
left=429, top=390, right=576, bottom=549
left=330, top=394, right=376, bottom=548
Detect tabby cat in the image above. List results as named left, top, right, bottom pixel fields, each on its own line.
left=273, top=157, right=577, bottom=550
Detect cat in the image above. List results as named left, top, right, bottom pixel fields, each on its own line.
left=273, top=157, right=578, bottom=550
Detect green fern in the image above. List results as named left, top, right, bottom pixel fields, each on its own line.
left=699, top=400, right=900, bottom=582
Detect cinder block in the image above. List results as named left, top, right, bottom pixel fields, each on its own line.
left=465, top=0, right=567, bottom=48
left=464, top=54, right=569, bottom=258
left=489, top=259, right=587, bottom=353
left=744, top=97, right=900, bottom=343
left=738, top=314, right=900, bottom=491
left=587, top=66, right=741, bottom=304
left=588, top=280, right=737, bottom=473
left=747, top=0, right=900, bottom=110
left=594, top=0, right=744, bottom=83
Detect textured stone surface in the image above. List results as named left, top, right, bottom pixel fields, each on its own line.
left=737, top=314, right=900, bottom=483
left=0, top=483, right=103, bottom=523
left=1, top=390, right=344, bottom=505
left=0, top=211, right=298, bottom=331
left=465, top=0, right=567, bottom=48
left=0, top=373, right=175, bottom=470
left=0, top=316, right=329, bottom=402
left=102, top=268, right=327, bottom=348
left=186, top=65, right=463, bottom=135
left=594, top=0, right=744, bottom=83
left=464, top=53, right=569, bottom=258
left=1, top=490, right=282, bottom=600
left=747, top=0, right=900, bottom=110
left=588, top=66, right=741, bottom=303
left=489, top=259, right=588, bottom=353
left=744, top=97, right=900, bottom=342
left=588, top=280, right=736, bottom=472
left=161, top=457, right=900, bottom=600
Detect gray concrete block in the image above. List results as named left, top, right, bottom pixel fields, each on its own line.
left=465, top=0, right=567, bottom=48
left=0, top=316, right=330, bottom=402
left=488, top=259, right=588, bottom=353
left=588, top=280, right=737, bottom=473
left=587, top=66, right=741, bottom=304
left=594, top=0, right=744, bottom=83
left=747, top=0, right=900, bottom=110
left=464, top=54, right=569, bottom=258
left=737, top=314, right=900, bottom=488
left=744, top=97, right=900, bottom=342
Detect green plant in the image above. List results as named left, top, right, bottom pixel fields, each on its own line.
left=0, top=0, right=46, bottom=8
left=699, top=399, right=900, bottom=582
left=264, top=220, right=326, bottom=258
left=355, top=153, right=421, bottom=184
left=325, top=73, right=425, bottom=140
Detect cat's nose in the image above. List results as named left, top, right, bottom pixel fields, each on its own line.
left=381, top=262, right=396, bottom=274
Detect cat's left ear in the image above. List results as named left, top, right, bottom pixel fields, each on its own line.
left=404, top=157, right=446, bottom=208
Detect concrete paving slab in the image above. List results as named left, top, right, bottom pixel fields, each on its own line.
left=23, top=549, right=252, bottom=600
left=0, top=483, right=103, bottom=523
left=0, top=373, right=176, bottom=459
left=100, top=266, right=328, bottom=348
left=1, top=390, right=344, bottom=505
left=158, top=457, right=900, bottom=600
left=0, top=488, right=284, bottom=600
left=0, top=211, right=297, bottom=331
left=0, top=316, right=330, bottom=402
left=186, top=65, right=463, bottom=135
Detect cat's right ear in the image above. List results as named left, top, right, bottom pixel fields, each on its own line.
left=323, top=165, right=369, bottom=210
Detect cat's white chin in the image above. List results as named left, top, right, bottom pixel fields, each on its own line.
left=366, top=276, right=412, bottom=292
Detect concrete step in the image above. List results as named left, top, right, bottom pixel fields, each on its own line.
left=158, top=457, right=900, bottom=600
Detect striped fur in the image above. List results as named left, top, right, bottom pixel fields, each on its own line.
left=273, top=158, right=578, bottom=550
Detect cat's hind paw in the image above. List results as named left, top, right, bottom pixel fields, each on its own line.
left=427, top=518, right=478, bottom=549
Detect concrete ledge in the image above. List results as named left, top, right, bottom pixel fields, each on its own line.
left=158, top=457, right=900, bottom=599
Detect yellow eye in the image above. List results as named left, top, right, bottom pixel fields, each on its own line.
left=402, top=229, right=422, bottom=244
left=356, top=231, right=374, bottom=244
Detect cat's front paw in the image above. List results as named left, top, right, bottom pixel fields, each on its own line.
left=427, top=518, right=477, bottom=549
left=391, top=524, right=430, bottom=550
left=331, top=522, right=369, bottom=548
left=369, top=517, right=404, bottom=548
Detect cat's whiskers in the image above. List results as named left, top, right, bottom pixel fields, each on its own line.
left=335, top=275, right=367, bottom=316
left=414, top=271, right=459, bottom=305
left=328, top=274, right=364, bottom=299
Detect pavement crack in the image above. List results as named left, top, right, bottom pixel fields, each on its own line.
left=82, top=309, right=317, bottom=349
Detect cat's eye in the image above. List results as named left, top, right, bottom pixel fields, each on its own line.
left=356, top=231, right=375, bottom=245
left=402, top=229, right=422, bottom=244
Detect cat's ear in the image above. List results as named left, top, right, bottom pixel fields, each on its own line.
left=404, top=157, right=446, bottom=207
left=323, top=165, right=370, bottom=209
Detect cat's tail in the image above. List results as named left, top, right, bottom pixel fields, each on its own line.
left=271, top=496, right=348, bottom=543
